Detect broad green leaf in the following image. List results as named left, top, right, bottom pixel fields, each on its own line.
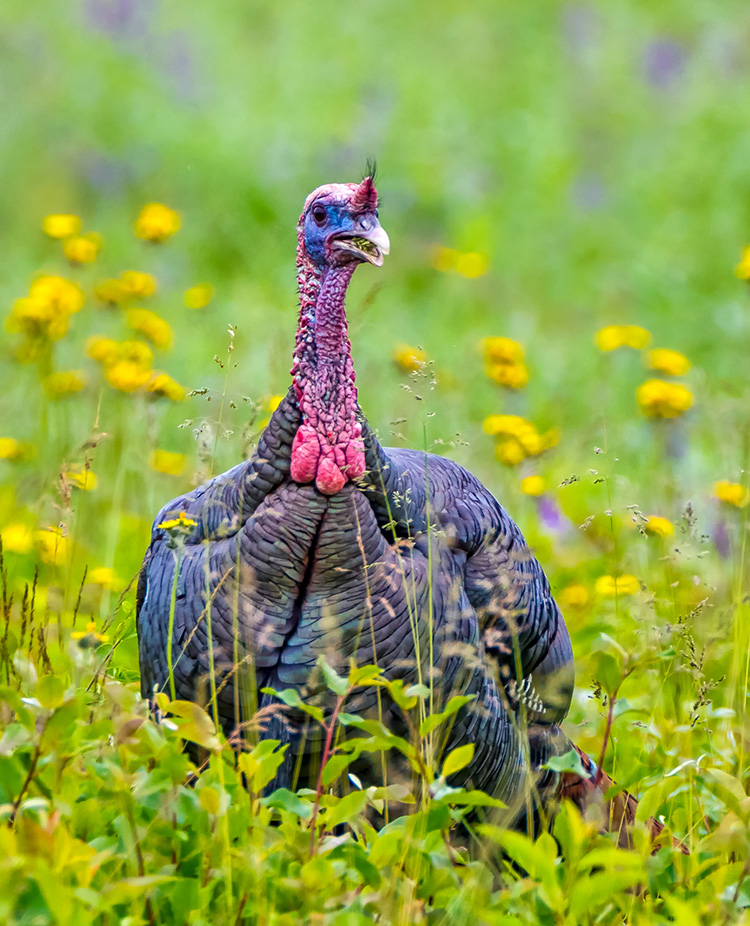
left=569, top=869, right=644, bottom=917
left=167, top=701, right=221, bottom=751
left=261, top=788, right=313, bottom=818
left=591, top=651, right=622, bottom=696
left=348, top=663, right=384, bottom=687
left=318, top=656, right=349, bottom=696
left=441, top=743, right=474, bottom=778
left=434, top=788, right=506, bottom=808
left=419, top=695, right=474, bottom=737
left=542, top=748, right=590, bottom=777
left=261, top=686, right=325, bottom=723
left=322, top=752, right=358, bottom=786
left=325, top=790, right=368, bottom=829
left=36, top=674, right=66, bottom=710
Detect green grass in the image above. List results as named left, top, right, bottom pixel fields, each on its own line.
left=1, top=0, right=750, bottom=922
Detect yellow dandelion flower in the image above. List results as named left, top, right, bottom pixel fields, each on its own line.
left=714, top=480, right=748, bottom=508
left=643, top=515, right=674, bottom=537
left=35, top=527, right=70, bottom=567
left=485, top=360, right=529, bottom=389
left=146, top=372, right=185, bottom=401
left=88, top=567, right=120, bottom=589
left=184, top=283, right=213, bottom=309
left=30, top=275, right=85, bottom=314
left=149, top=449, right=186, bottom=475
left=121, top=270, right=157, bottom=298
left=0, top=438, right=23, bottom=460
left=594, top=574, right=640, bottom=597
left=267, top=395, right=284, bottom=412
left=86, top=336, right=120, bottom=364
left=734, top=246, right=750, bottom=280
left=559, top=583, right=590, bottom=611
left=71, top=620, right=110, bottom=643
left=126, top=308, right=173, bottom=349
left=636, top=379, right=693, bottom=418
left=158, top=511, right=197, bottom=531
left=117, top=340, right=154, bottom=368
left=65, top=469, right=97, bottom=491
left=94, top=278, right=128, bottom=306
left=43, top=214, right=81, bottom=239
left=1, top=523, right=34, bottom=554
left=63, top=233, right=100, bottom=264
left=495, top=439, right=527, bottom=467
left=482, top=415, right=533, bottom=437
left=105, top=361, right=152, bottom=393
left=431, top=245, right=458, bottom=273
left=455, top=252, right=489, bottom=279
left=393, top=343, right=427, bottom=372
left=135, top=203, right=181, bottom=242
left=595, top=324, right=651, bottom=352
left=7, top=298, right=69, bottom=342
left=44, top=370, right=87, bottom=398
left=520, top=475, right=546, bottom=497
left=647, top=348, right=690, bottom=377
left=483, top=337, right=525, bottom=365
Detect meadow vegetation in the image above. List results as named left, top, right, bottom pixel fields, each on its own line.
left=1, top=1, right=750, bottom=923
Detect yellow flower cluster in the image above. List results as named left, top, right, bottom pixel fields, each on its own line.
left=126, top=308, right=173, bottom=349
left=393, top=343, right=427, bottom=372
left=95, top=271, right=158, bottom=306
left=483, top=337, right=528, bottom=390
left=64, top=468, right=98, bottom=491
left=149, top=449, right=187, bottom=475
left=184, top=283, right=213, bottom=309
left=146, top=373, right=185, bottom=401
left=643, top=515, right=674, bottom=537
left=42, top=214, right=101, bottom=264
left=431, top=246, right=489, bottom=279
left=520, top=475, right=546, bottom=497
left=135, top=203, right=181, bottom=242
left=158, top=511, right=197, bottom=531
left=63, top=233, right=100, bottom=264
left=714, top=480, right=748, bottom=508
left=594, top=574, right=640, bottom=597
left=558, top=583, right=590, bottom=611
left=735, top=246, right=750, bottom=280
left=483, top=415, right=559, bottom=466
left=595, top=325, right=651, bottom=351
left=71, top=621, right=110, bottom=644
left=647, top=348, right=690, bottom=377
left=42, top=214, right=81, bottom=239
left=35, top=527, right=70, bottom=567
left=43, top=370, right=87, bottom=399
left=6, top=275, right=85, bottom=344
left=88, top=567, right=120, bottom=589
left=87, top=337, right=153, bottom=392
left=636, top=379, right=693, bottom=418
left=0, top=438, right=33, bottom=461
left=1, top=523, right=33, bottom=554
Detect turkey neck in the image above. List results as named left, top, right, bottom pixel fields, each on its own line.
left=289, top=246, right=366, bottom=496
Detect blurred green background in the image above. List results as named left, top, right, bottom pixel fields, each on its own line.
left=2, top=0, right=750, bottom=595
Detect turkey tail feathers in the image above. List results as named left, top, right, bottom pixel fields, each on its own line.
left=559, top=743, right=688, bottom=854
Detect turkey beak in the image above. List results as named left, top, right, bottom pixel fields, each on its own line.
left=331, top=221, right=390, bottom=267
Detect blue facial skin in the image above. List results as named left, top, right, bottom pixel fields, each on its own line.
left=303, top=202, right=378, bottom=267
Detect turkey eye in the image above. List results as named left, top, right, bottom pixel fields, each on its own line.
left=311, top=205, right=327, bottom=226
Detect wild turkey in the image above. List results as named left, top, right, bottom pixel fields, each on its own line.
left=137, top=176, right=665, bottom=840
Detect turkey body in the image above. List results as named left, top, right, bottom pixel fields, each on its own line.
left=137, top=177, right=575, bottom=827
left=137, top=392, right=574, bottom=816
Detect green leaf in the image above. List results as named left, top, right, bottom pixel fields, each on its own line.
left=318, top=656, right=348, bottom=696
left=434, top=788, right=506, bottom=808
left=441, top=743, right=474, bottom=778
left=325, top=790, right=368, bottom=829
left=591, top=651, right=622, bottom=697
left=261, top=686, right=325, bottom=722
left=569, top=869, right=644, bottom=917
left=261, top=788, right=312, bottom=818
left=386, top=678, right=419, bottom=711
left=419, top=695, right=474, bottom=737
left=36, top=674, right=66, bottom=710
left=167, top=701, right=222, bottom=751
left=348, top=663, right=384, bottom=687
left=322, top=753, right=358, bottom=786
left=542, top=748, right=590, bottom=777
